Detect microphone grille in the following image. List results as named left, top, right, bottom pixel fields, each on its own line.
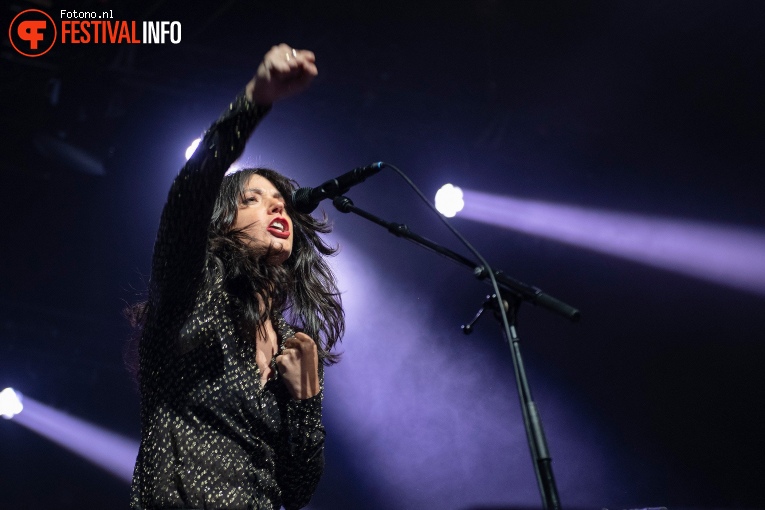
left=291, top=187, right=316, bottom=214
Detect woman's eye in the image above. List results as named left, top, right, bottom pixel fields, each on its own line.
left=244, top=196, right=258, bottom=203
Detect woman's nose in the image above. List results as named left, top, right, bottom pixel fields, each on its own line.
left=270, top=198, right=285, bottom=214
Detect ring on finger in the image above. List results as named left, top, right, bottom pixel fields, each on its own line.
left=292, top=48, right=297, bottom=58
left=285, top=52, right=291, bottom=61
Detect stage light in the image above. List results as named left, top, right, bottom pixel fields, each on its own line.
left=458, top=189, right=765, bottom=295
left=185, top=138, right=201, bottom=160
left=0, top=387, right=23, bottom=419
left=434, top=183, right=464, bottom=217
left=8, top=392, right=138, bottom=482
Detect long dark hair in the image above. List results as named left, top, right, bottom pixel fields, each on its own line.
left=126, top=167, right=344, bottom=375
left=210, top=167, right=343, bottom=363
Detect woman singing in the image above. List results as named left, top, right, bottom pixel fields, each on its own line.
left=129, top=44, right=344, bottom=510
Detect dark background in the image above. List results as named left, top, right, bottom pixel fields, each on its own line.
left=1, top=1, right=764, bottom=508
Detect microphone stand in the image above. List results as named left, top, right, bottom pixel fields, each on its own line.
left=333, top=195, right=580, bottom=510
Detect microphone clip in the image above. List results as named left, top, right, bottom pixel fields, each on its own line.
left=461, top=294, right=513, bottom=335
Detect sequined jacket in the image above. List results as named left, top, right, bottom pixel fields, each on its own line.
left=130, top=93, right=325, bottom=510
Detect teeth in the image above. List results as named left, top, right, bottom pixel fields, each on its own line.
left=270, top=220, right=285, bottom=232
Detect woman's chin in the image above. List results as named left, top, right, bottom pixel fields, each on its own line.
left=265, top=246, right=291, bottom=266
left=244, top=240, right=291, bottom=265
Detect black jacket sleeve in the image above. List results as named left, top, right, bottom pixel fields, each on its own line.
left=276, top=365, right=326, bottom=510
left=148, top=93, right=270, bottom=318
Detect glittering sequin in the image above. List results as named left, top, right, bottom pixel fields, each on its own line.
left=130, top=93, right=325, bottom=510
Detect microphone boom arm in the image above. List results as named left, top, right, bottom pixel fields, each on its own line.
left=332, top=195, right=580, bottom=322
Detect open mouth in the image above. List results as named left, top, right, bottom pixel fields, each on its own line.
left=266, top=218, right=290, bottom=239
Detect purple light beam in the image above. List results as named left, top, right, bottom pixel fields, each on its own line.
left=461, top=190, right=765, bottom=295
left=11, top=393, right=138, bottom=483
left=323, top=240, right=622, bottom=509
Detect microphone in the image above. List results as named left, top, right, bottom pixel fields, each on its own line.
left=291, top=162, right=385, bottom=214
